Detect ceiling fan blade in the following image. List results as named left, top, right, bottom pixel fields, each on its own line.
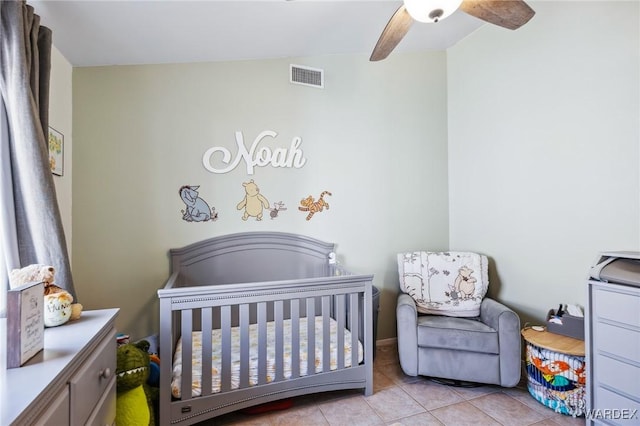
left=370, top=5, right=414, bottom=62
left=460, top=0, right=535, bottom=30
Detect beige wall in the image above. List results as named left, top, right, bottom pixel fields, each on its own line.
left=49, top=46, right=73, bottom=257
left=60, top=1, right=639, bottom=341
left=72, top=53, right=450, bottom=340
left=447, top=1, right=640, bottom=324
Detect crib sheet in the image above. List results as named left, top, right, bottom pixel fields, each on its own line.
left=171, top=316, right=363, bottom=398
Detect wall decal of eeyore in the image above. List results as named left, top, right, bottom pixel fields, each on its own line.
left=179, top=185, right=218, bottom=222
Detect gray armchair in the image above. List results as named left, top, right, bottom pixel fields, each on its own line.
left=396, top=293, right=521, bottom=387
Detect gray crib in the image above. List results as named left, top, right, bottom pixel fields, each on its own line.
left=157, top=232, right=374, bottom=425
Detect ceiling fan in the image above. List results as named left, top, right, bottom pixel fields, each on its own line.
left=370, top=0, right=535, bottom=61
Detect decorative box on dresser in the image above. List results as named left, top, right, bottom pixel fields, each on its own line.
left=1, top=308, right=119, bottom=425
left=587, top=252, right=640, bottom=425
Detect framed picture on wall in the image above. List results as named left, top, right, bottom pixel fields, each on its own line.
left=48, top=126, right=64, bottom=176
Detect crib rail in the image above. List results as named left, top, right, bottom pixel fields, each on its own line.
left=158, top=274, right=373, bottom=425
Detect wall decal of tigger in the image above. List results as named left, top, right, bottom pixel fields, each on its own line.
left=298, top=191, right=331, bottom=221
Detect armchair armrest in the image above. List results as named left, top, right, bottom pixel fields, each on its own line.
left=480, top=297, right=522, bottom=387
left=480, top=297, right=517, bottom=330
left=396, top=293, right=419, bottom=376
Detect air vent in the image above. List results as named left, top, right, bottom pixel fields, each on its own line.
left=290, top=64, right=324, bottom=88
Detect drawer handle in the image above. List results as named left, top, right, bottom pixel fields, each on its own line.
left=99, top=368, right=112, bottom=379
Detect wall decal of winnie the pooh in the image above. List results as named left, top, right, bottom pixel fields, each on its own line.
left=237, top=179, right=270, bottom=221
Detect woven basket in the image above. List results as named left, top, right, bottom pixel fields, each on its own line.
left=524, top=341, right=586, bottom=417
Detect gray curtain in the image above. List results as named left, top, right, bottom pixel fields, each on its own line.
left=0, top=0, right=75, bottom=316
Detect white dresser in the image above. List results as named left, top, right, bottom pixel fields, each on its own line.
left=587, top=253, right=640, bottom=425
left=1, top=308, right=119, bottom=425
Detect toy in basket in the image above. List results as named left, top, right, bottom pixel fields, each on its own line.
left=525, top=341, right=586, bottom=417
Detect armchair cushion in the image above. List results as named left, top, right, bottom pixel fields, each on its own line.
left=417, top=315, right=499, bottom=354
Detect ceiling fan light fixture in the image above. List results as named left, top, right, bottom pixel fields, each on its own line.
left=403, top=0, right=464, bottom=23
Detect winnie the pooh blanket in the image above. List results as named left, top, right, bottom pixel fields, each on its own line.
left=397, top=251, right=488, bottom=317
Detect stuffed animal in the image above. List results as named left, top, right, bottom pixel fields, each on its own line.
left=116, top=340, right=155, bottom=426
left=9, top=264, right=83, bottom=326
left=9, top=264, right=55, bottom=289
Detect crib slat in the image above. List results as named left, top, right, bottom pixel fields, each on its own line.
left=306, top=298, right=315, bottom=376
left=322, top=296, right=331, bottom=373
left=239, top=303, right=250, bottom=388
left=181, top=309, right=193, bottom=400
left=257, top=302, right=267, bottom=385
left=220, top=305, right=232, bottom=392
left=336, top=294, right=345, bottom=369
left=274, top=300, right=284, bottom=381
left=364, top=283, right=373, bottom=396
left=201, top=307, right=213, bottom=396
left=350, top=293, right=359, bottom=368
left=158, top=296, right=172, bottom=424
left=291, top=299, right=300, bottom=378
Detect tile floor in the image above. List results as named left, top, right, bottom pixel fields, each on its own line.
left=202, top=341, right=586, bottom=426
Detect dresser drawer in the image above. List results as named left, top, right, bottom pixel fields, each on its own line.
left=86, top=376, right=116, bottom=426
left=593, top=287, right=640, bottom=328
left=34, top=387, right=70, bottom=426
left=70, top=328, right=116, bottom=425
left=595, top=387, right=640, bottom=423
left=595, top=322, right=640, bottom=362
left=596, top=353, right=640, bottom=398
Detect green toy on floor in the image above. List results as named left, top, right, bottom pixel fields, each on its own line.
left=116, top=340, right=156, bottom=426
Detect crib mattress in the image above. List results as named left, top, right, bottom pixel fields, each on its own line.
left=171, top=316, right=363, bottom=398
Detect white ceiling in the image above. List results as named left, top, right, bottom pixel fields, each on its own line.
left=29, top=0, right=486, bottom=67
